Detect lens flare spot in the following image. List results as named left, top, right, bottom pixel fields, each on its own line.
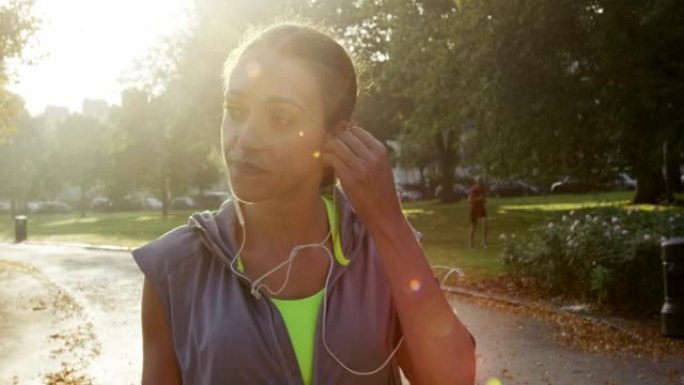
left=312, top=150, right=321, bottom=159
left=409, top=279, right=421, bottom=292
left=298, top=131, right=304, bottom=137
left=485, top=378, right=502, bottom=385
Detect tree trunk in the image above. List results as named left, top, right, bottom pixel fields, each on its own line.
left=160, top=175, right=171, bottom=218
left=665, top=139, right=682, bottom=194
left=633, top=168, right=667, bottom=203
left=80, top=181, right=87, bottom=218
left=630, top=136, right=672, bottom=204
left=10, top=197, right=16, bottom=219
left=434, top=131, right=457, bottom=203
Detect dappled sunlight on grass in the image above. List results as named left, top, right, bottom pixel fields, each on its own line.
left=626, top=203, right=681, bottom=212
left=131, top=214, right=186, bottom=222
left=399, top=191, right=658, bottom=279
left=495, top=191, right=633, bottom=213
left=42, top=217, right=100, bottom=227
left=0, top=210, right=195, bottom=246
left=498, top=200, right=629, bottom=213
left=401, top=207, right=434, bottom=218
left=499, top=200, right=680, bottom=214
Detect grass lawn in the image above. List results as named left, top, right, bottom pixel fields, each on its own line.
left=1, top=191, right=682, bottom=279
left=0, top=210, right=197, bottom=249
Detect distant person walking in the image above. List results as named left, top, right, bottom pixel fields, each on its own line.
left=468, top=177, right=488, bottom=248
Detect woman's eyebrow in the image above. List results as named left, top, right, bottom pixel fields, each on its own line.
left=267, top=96, right=305, bottom=111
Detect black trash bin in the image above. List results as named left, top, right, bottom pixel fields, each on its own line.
left=662, top=237, right=684, bottom=338
left=14, top=215, right=27, bottom=243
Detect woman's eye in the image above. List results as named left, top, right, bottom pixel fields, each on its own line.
left=272, top=112, right=295, bottom=127
left=224, top=102, right=247, bottom=122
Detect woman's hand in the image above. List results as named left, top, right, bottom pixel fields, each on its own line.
left=321, top=126, right=403, bottom=231
left=324, top=126, right=477, bottom=385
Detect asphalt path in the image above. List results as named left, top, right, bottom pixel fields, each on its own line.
left=1, top=243, right=682, bottom=385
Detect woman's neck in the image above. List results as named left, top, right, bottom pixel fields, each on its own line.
left=236, top=188, right=330, bottom=257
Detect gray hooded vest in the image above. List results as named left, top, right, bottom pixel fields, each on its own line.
left=132, top=190, right=420, bottom=384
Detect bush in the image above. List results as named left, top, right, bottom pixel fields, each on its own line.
left=500, top=207, right=684, bottom=313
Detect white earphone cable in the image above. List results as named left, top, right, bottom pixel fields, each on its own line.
left=226, top=176, right=403, bottom=376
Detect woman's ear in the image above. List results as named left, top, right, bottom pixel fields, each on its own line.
left=330, top=120, right=350, bottom=139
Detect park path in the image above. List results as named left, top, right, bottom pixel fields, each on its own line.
left=0, top=243, right=682, bottom=385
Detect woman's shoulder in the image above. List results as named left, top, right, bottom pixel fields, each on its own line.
left=131, top=224, right=204, bottom=287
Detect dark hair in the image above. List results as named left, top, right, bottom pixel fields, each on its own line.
left=223, top=23, right=358, bottom=129
left=223, top=23, right=357, bottom=188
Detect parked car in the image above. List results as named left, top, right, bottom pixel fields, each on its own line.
left=612, top=172, right=637, bottom=190
left=453, top=183, right=469, bottom=199
left=37, top=200, right=71, bottom=213
left=109, top=196, right=154, bottom=211
left=90, top=197, right=112, bottom=212
left=26, top=201, right=41, bottom=213
left=193, top=191, right=231, bottom=210
left=396, top=184, right=425, bottom=202
left=109, top=197, right=140, bottom=211
left=517, top=180, right=548, bottom=195
left=171, top=196, right=198, bottom=210
left=141, top=197, right=163, bottom=210
left=550, top=177, right=593, bottom=194
left=490, top=180, right=540, bottom=197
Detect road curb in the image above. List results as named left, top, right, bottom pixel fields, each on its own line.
left=442, top=284, right=538, bottom=308
left=442, top=284, right=649, bottom=337
left=8, top=241, right=135, bottom=253
left=2, top=241, right=650, bottom=336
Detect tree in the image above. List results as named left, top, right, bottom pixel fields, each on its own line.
left=55, top=114, right=105, bottom=217
left=0, top=0, right=38, bottom=143
left=307, top=0, right=468, bottom=202
left=0, top=112, right=55, bottom=216
left=118, top=0, right=293, bottom=213
left=107, top=87, right=224, bottom=217
left=458, top=0, right=684, bottom=203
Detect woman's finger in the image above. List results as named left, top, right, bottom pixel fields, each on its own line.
left=321, top=152, right=354, bottom=181
left=323, top=139, right=363, bottom=171
left=338, top=130, right=373, bottom=159
left=350, top=126, right=385, bottom=152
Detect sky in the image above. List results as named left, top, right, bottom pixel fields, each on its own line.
left=5, top=0, right=194, bottom=115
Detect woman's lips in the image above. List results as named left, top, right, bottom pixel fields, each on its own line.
left=230, top=160, right=270, bottom=175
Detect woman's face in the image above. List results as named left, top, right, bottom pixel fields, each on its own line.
left=222, top=52, right=331, bottom=202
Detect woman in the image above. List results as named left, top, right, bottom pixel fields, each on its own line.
left=468, top=177, right=488, bottom=248
left=133, top=23, right=476, bottom=385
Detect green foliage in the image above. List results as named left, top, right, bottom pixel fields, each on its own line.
left=0, top=0, right=37, bottom=60
left=459, top=0, right=684, bottom=201
left=54, top=114, right=105, bottom=216
left=501, top=206, right=684, bottom=312
left=0, top=113, right=61, bottom=207
left=0, top=0, right=38, bottom=142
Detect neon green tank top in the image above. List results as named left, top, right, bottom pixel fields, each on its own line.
left=236, top=195, right=348, bottom=384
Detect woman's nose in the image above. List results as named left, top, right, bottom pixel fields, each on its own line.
left=224, top=114, right=267, bottom=151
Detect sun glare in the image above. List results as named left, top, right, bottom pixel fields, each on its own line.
left=6, top=0, right=194, bottom=115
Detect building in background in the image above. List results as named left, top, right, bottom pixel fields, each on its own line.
left=43, top=105, right=69, bottom=132
left=82, top=98, right=110, bottom=124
